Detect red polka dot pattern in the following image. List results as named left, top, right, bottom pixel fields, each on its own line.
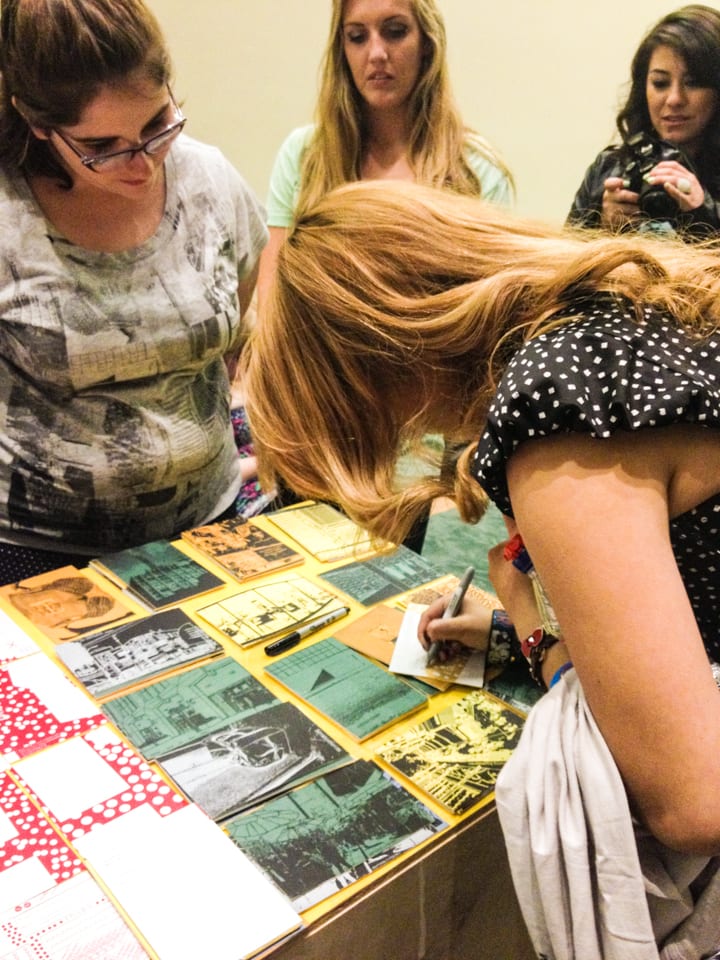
left=0, top=771, right=82, bottom=885
left=1, top=660, right=105, bottom=763
left=14, top=728, right=186, bottom=842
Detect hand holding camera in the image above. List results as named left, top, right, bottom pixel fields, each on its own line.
left=601, top=133, right=702, bottom=229
left=601, top=176, right=641, bottom=230
left=644, top=159, right=702, bottom=211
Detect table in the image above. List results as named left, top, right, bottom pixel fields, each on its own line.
left=272, top=801, right=534, bottom=960
left=0, top=515, right=535, bottom=959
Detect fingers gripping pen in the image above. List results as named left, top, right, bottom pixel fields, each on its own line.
left=503, top=534, right=559, bottom=633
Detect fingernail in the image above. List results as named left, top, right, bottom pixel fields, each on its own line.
left=622, top=178, right=631, bottom=189
left=643, top=174, right=655, bottom=184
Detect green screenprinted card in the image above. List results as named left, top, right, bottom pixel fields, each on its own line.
left=318, top=545, right=441, bottom=605
left=103, top=657, right=278, bottom=760
left=91, top=539, right=224, bottom=610
left=225, top=760, right=447, bottom=911
left=264, top=637, right=427, bottom=741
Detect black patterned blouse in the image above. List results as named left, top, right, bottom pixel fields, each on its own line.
left=473, top=293, right=720, bottom=660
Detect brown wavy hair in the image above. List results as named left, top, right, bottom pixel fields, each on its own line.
left=0, top=0, right=171, bottom=186
left=294, top=0, right=512, bottom=217
left=243, top=179, right=720, bottom=545
left=616, top=4, right=720, bottom=190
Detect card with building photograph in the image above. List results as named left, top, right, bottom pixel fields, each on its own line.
left=264, top=501, right=379, bottom=563
left=56, top=607, right=223, bottom=698
left=265, top=637, right=428, bottom=742
left=376, top=690, right=524, bottom=815
left=181, top=516, right=304, bottom=582
left=157, top=698, right=350, bottom=821
left=318, top=546, right=442, bottom=606
left=196, top=575, right=347, bottom=648
left=91, top=540, right=225, bottom=611
left=225, top=760, right=447, bottom=911
left=103, top=656, right=279, bottom=760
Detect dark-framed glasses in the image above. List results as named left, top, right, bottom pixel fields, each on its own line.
left=51, top=92, right=186, bottom=173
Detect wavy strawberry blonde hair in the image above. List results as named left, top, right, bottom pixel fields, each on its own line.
left=243, top=180, right=720, bottom=545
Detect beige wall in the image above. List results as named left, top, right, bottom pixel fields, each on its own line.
left=147, top=1, right=720, bottom=225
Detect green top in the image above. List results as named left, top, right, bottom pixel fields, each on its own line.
left=266, top=123, right=513, bottom=228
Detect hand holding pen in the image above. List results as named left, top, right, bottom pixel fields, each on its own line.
left=423, top=566, right=475, bottom=667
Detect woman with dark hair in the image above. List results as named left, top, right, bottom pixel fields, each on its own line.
left=568, top=4, right=720, bottom=237
left=0, top=0, right=267, bottom=585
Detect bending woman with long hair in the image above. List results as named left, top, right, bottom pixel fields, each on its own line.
left=244, top=179, right=720, bottom=955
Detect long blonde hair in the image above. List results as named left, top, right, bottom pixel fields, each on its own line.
left=243, top=180, right=720, bottom=544
left=295, top=0, right=512, bottom=217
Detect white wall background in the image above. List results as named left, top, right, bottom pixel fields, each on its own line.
left=146, top=1, right=720, bottom=224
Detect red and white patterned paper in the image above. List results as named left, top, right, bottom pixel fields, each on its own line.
left=0, top=771, right=83, bottom=912
left=1, top=655, right=105, bottom=768
left=0, top=871, right=149, bottom=958
left=11, top=727, right=187, bottom=843
left=0, top=607, right=40, bottom=665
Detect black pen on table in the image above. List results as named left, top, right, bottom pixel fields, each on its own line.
left=264, top=605, right=351, bottom=656
left=426, top=565, right=475, bottom=667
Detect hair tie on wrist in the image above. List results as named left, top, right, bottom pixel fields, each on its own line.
left=549, top=661, right=573, bottom=689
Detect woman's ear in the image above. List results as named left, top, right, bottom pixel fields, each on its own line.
left=11, top=94, right=50, bottom=140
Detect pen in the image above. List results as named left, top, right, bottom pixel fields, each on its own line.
left=426, top=565, right=475, bottom=667
left=264, top=606, right=351, bottom=656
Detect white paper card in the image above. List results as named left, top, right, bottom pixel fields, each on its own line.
left=0, top=606, right=40, bottom=663
left=389, top=603, right=486, bottom=688
left=75, top=804, right=302, bottom=960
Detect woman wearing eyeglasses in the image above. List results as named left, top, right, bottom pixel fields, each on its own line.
left=0, top=0, right=267, bottom=585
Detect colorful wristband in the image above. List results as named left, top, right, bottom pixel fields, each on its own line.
left=521, top=627, right=561, bottom=688
left=487, top=608, right=519, bottom=666
left=549, top=661, right=573, bottom=689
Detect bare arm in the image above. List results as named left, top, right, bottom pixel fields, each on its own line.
left=256, top=226, right=288, bottom=312
left=506, top=428, right=720, bottom=853
left=238, top=261, right=259, bottom=319
left=225, top=261, right=260, bottom=385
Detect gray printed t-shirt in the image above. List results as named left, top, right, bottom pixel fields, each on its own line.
left=0, top=134, right=267, bottom=552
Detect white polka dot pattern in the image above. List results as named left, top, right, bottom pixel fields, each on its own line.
left=473, top=293, right=720, bottom=659
left=0, top=770, right=82, bottom=883
left=12, top=727, right=187, bottom=841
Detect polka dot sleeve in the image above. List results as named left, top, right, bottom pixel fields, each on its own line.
left=473, top=294, right=720, bottom=516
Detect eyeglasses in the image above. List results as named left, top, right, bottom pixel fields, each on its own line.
left=51, top=93, right=186, bottom=173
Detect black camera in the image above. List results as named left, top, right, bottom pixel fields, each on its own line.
left=620, top=132, right=689, bottom=221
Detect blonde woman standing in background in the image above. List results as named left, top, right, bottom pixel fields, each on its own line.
left=257, top=0, right=513, bottom=303
left=255, top=0, right=513, bottom=547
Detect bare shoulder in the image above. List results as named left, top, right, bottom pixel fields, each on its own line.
left=507, top=423, right=720, bottom=520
